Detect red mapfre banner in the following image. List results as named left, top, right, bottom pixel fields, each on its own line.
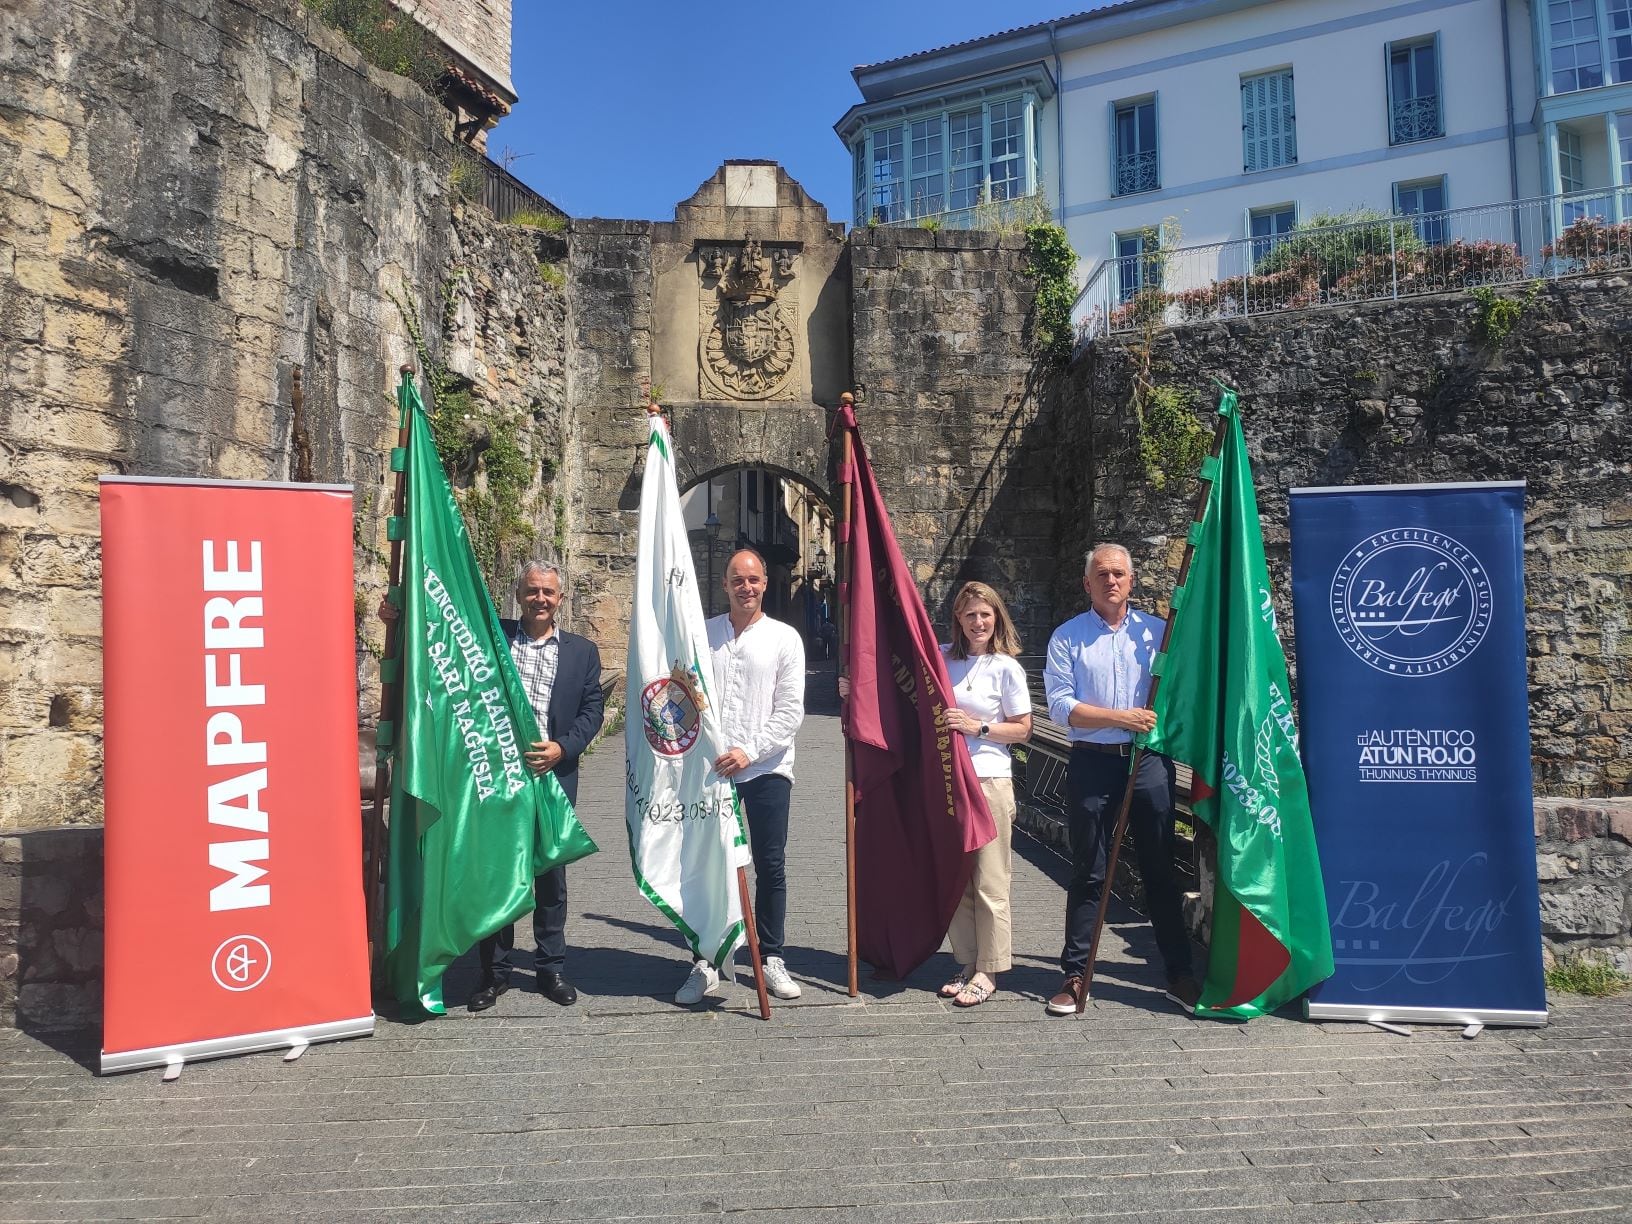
left=100, top=478, right=372, bottom=1074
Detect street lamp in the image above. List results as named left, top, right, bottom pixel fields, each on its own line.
left=812, top=544, right=828, bottom=581
left=704, top=509, right=721, bottom=616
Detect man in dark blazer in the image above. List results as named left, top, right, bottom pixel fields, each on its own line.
left=470, top=560, right=604, bottom=1011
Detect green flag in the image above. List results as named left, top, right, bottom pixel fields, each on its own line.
left=383, top=374, right=597, bottom=1017
left=1141, top=389, right=1333, bottom=1020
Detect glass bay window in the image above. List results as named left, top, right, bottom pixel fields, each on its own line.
left=853, top=92, right=1039, bottom=224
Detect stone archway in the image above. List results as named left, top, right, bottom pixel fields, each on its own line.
left=678, top=457, right=836, bottom=653
left=567, top=399, right=835, bottom=674
left=563, top=162, right=848, bottom=672
left=560, top=161, right=1057, bottom=686
left=668, top=402, right=831, bottom=501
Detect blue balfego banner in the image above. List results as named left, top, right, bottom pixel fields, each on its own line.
left=1288, top=482, right=1546, bottom=1025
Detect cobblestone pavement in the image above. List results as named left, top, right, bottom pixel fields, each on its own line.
left=4, top=677, right=1632, bottom=1221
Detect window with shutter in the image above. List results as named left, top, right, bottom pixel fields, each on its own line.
left=1387, top=37, right=1442, bottom=143
left=1113, top=98, right=1159, bottom=195
left=1241, top=69, right=1296, bottom=172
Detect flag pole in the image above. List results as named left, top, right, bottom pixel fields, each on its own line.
left=368, top=365, right=415, bottom=976
left=836, top=392, right=860, bottom=998
left=1076, top=391, right=1233, bottom=1015
left=736, top=865, right=772, bottom=1020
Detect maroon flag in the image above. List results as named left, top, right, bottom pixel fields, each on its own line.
left=837, top=402, right=995, bottom=979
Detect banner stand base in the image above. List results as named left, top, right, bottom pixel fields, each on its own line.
left=1305, top=1001, right=1547, bottom=1028
left=100, top=1014, right=375, bottom=1076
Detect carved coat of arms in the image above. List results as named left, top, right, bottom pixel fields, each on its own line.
left=698, top=235, right=798, bottom=400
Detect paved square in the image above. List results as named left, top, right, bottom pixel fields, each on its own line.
left=4, top=695, right=1630, bottom=1221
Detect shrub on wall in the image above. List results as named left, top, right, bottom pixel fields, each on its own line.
left=1542, top=216, right=1632, bottom=272
left=1025, top=222, right=1079, bottom=367
left=303, top=0, right=443, bottom=89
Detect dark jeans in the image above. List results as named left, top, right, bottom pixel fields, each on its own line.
left=478, top=865, right=566, bottom=984
left=1060, top=749, right=1193, bottom=981
left=737, top=773, right=791, bottom=960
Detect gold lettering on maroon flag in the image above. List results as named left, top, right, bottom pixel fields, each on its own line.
left=890, top=653, right=917, bottom=703
left=926, top=660, right=957, bottom=823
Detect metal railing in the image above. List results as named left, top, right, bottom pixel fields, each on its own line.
left=867, top=188, right=1048, bottom=232
left=1115, top=150, right=1160, bottom=197
left=477, top=156, right=565, bottom=225
left=1072, top=186, right=1632, bottom=347
left=1389, top=95, right=1442, bottom=144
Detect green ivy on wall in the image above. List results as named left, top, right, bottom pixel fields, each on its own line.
left=302, top=0, right=442, bottom=89
left=1024, top=222, right=1079, bottom=368
left=390, top=285, right=538, bottom=596
left=1470, top=281, right=1539, bottom=347
left=1135, top=383, right=1210, bottom=492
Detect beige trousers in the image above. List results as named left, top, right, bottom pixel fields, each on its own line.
left=948, top=776, right=1015, bottom=974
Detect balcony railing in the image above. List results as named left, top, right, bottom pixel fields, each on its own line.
left=1390, top=95, right=1442, bottom=144
left=1071, top=186, right=1632, bottom=349
left=1115, top=149, right=1159, bottom=196
left=866, top=188, right=1047, bottom=231
left=477, top=156, right=565, bottom=225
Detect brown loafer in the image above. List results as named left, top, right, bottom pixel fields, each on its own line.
left=1165, top=975, right=1202, bottom=1010
left=1045, top=974, right=1085, bottom=1016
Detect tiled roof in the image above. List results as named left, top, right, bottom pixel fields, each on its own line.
left=851, top=1, right=1139, bottom=75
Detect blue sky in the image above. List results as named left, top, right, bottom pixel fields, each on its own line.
left=491, top=1, right=1080, bottom=224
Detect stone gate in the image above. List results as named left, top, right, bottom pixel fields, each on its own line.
left=560, top=162, right=1056, bottom=666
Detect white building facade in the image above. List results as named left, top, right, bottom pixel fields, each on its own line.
left=834, top=0, right=1622, bottom=292
left=1532, top=0, right=1632, bottom=219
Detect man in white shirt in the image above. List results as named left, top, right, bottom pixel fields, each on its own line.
left=676, top=549, right=806, bottom=1004
left=1041, top=543, right=1199, bottom=1016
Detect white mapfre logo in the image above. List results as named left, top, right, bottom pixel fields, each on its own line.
left=1330, top=528, right=1494, bottom=676
left=211, top=934, right=271, bottom=992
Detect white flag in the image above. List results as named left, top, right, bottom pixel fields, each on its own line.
left=624, top=415, right=751, bottom=968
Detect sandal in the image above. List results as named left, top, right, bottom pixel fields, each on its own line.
left=953, top=980, right=993, bottom=1008
left=938, top=968, right=972, bottom=999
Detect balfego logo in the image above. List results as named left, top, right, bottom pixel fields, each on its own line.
left=640, top=660, right=707, bottom=757
left=1329, top=528, right=1493, bottom=676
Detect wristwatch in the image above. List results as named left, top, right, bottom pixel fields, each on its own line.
left=979, top=723, right=990, bottom=738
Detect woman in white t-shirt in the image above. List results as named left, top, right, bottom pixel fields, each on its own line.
left=937, top=580, right=1032, bottom=1007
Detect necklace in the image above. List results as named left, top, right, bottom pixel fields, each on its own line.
left=962, top=652, right=992, bottom=691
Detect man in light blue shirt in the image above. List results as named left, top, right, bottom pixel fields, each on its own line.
left=1042, top=543, right=1198, bottom=1015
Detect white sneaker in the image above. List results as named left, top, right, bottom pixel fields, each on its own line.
left=763, top=956, right=802, bottom=1000
left=675, top=959, right=720, bottom=1005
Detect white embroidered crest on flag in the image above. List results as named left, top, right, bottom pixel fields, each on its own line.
left=624, top=415, right=751, bottom=968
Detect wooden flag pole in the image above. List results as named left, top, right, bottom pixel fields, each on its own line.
left=736, top=865, right=772, bottom=1020
left=836, top=391, right=860, bottom=998
left=1075, top=396, right=1233, bottom=1015
left=367, top=365, right=415, bottom=976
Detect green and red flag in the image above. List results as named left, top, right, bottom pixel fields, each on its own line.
left=1141, top=389, right=1333, bottom=1019
left=382, top=373, right=597, bottom=1017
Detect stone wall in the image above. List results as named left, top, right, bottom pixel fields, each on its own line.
left=0, top=829, right=102, bottom=1032
left=1535, top=798, right=1632, bottom=972
left=561, top=219, right=653, bottom=667
left=1066, top=277, right=1632, bottom=798
left=1, top=0, right=454, bottom=836
left=1064, top=276, right=1632, bottom=965
left=559, top=182, right=1057, bottom=685
left=0, top=0, right=510, bottom=1028
left=437, top=200, right=571, bottom=613
left=848, top=227, right=1060, bottom=650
